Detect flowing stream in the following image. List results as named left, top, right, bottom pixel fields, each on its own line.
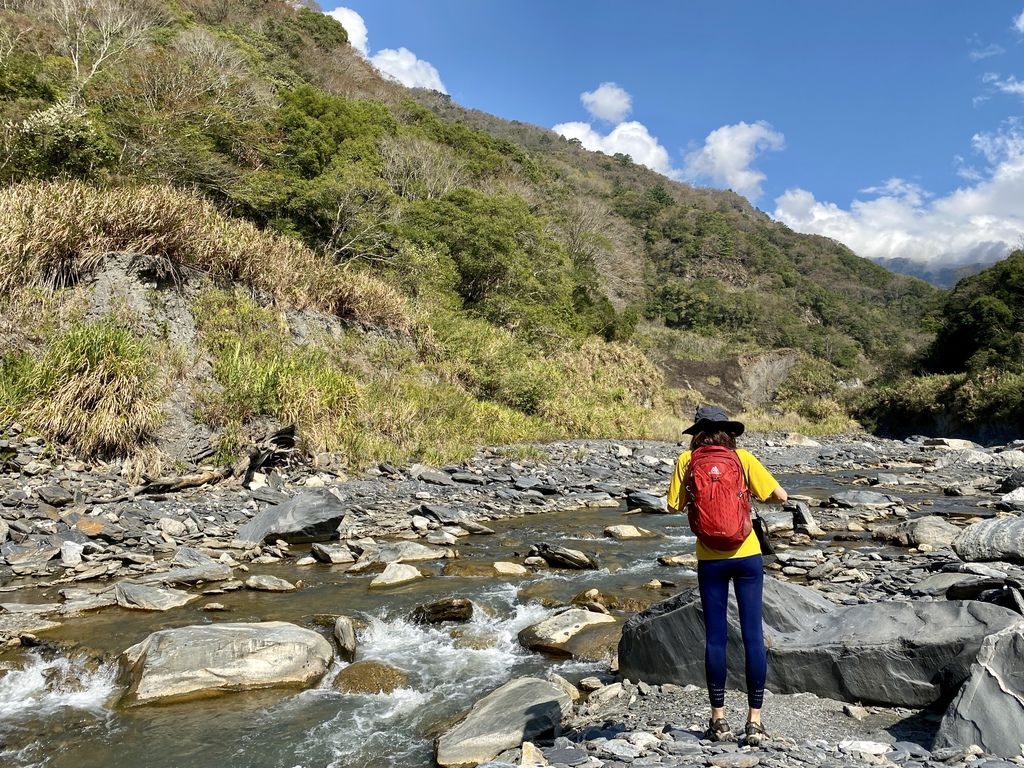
left=0, top=467, right=968, bottom=768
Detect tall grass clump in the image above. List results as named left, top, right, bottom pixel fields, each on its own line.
left=1, top=319, right=163, bottom=456
left=0, top=180, right=409, bottom=332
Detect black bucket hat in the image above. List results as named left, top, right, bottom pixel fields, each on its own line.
left=682, top=404, right=745, bottom=437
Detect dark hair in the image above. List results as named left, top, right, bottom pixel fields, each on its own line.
left=690, top=430, right=737, bottom=451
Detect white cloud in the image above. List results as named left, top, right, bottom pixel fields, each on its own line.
left=969, top=43, right=1005, bottom=61
left=580, top=82, right=632, bottom=123
left=773, top=121, right=1024, bottom=266
left=326, top=7, right=367, bottom=56
left=1014, top=9, right=1024, bottom=34
left=553, top=120, right=677, bottom=177
left=983, top=72, right=1024, bottom=97
left=325, top=7, right=446, bottom=93
left=370, top=47, right=446, bottom=92
left=683, top=121, right=785, bottom=199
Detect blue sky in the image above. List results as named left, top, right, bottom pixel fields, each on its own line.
left=327, top=2, right=1024, bottom=267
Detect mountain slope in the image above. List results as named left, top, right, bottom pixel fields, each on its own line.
left=0, top=0, right=940, bottom=463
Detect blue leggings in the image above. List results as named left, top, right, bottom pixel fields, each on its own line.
left=697, top=554, right=767, bottom=709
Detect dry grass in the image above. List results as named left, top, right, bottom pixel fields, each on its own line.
left=7, top=319, right=164, bottom=457
left=0, top=180, right=410, bottom=332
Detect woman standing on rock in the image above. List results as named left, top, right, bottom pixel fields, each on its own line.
left=667, top=405, right=788, bottom=747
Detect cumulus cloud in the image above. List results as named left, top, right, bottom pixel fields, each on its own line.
left=773, top=121, right=1024, bottom=266
left=326, top=6, right=446, bottom=93
left=326, top=7, right=367, bottom=55
left=1014, top=9, right=1024, bottom=34
left=370, top=47, right=446, bottom=92
left=580, top=82, right=632, bottom=123
left=683, top=121, right=785, bottom=199
left=553, top=119, right=677, bottom=177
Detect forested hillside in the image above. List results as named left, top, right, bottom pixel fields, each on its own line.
left=0, top=0, right=943, bottom=465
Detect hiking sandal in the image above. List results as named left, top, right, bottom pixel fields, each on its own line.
left=703, top=717, right=734, bottom=741
left=743, top=721, right=767, bottom=747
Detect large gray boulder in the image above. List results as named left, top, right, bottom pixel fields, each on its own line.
left=936, top=622, right=1024, bottom=758
left=953, top=517, right=1024, bottom=565
left=122, top=621, right=333, bottom=704
left=518, top=608, right=619, bottom=660
left=618, top=578, right=1018, bottom=707
left=873, top=516, right=960, bottom=548
left=435, top=677, right=571, bottom=768
left=235, top=490, right=347, bottom=546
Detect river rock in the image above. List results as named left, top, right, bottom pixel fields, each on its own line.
left=493, top=561, right=529, bottom=576
left=626, top=492, right=667, bottom=513
left=435, top=677, right=572, bottom=768
left=953, top=517, right=1024, bottom=565
left=618, top=577, right=1018, bottom=707
left=333, top=616, right=357, bottom=661
left=530, top=543, right=597, bottom=570
left=36, top=485, right=74, bottom=507
left=369, top=562, right=422, bottom=588
left=604, top=524, right=656, bottom=540
left=114, top=582, right=198, bottom=611
left=245, top=574, right=296, bottom=592
left=310, top=542, right=355, bottom=564
left=873, top=516, right=960, bottom=548
left=122, top=622, right=333, bottom=703
left=936, top=622, right=1024, bottom=758
left=410, top=464, right=456, bottom=486
left=518, top=608, right=618, bottom=659
left=334, top=660, right=407, bottom=694
left=136, top=547, right=231, bottom=586
left=376, top=541, right=456, bottom=564
left=235, top=489, right=347, bottom=546
left=412, top=597, right=473, bottom=624
left=830, top=490, right=900, bottom=508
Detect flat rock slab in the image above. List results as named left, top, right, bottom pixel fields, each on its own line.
left=519, top=608, right=618, bottom=658
left=245, top=575, right=297, bottom=592
left=235, top=490, right=347, bottom=546
left=873, top=515, right=960, bottom=548
left=937, top=622, right=1024, bottom=758
left=604, top=525, right=656, bottom=540
left=619, top=577, right=1018, bottom=707
left=122, top=621, right=333, bottom=704
left=953, top=517, right=1024, bottom=565
left=830, top=490, right=901, bottom=508
left=114, top=582, right=198, bottom=611
left=435, top=677, right=571, bottom=768
left=136, top=547, right=231, bottom=586
left=310, top=542, right=355, bottom=564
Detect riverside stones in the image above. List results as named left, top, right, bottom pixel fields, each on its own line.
left=122, top=622, right=333, bottom=703
left=114, top=582, right=198, bottom=611
left=310, top=542, right=355, bottom=564
left=603, top=524, right=656, bottom=540
left=619, top=577, right=1019, bottom=707
left=135, top=547, right=231, bottom=586
left=625, top=492, right=667, bottom=513
left=244, top=574, right=296, bottom=592
left=435, top=677, right=572, bottom=768
left=829, top=490, right=901, bottom=508
left=235, top=489, right=347, bottom=546
left=936, top=622, right=1024, bottom=758
left=518, top=608, right=618, bottom=658
left=953, top=517, right=1024, bottom=565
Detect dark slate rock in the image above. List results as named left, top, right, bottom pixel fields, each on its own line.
left=530, top=543, right=598, bottom=570
left=626, top=492, right=667, bottom=513
left=411, top=597, right=474, bottom=624
left=996, top=466, right=1024, bottom=494
left=235, top=490, right=347, bottom=546
left=514, top=475, right=542, bottom=491
left=36, top=485, right=74, bottom=507
left=936, top=625, right=1024, bottom=759
left=619, top=577, right=1018, bottom=707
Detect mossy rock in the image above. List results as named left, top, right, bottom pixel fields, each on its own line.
left=333, top=660, right=407, bottom=694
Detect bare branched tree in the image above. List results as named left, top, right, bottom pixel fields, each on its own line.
left=44, top=0, right=148, bottom=98
left=0, top=19, right=29, bottom=64
left=321, top=185, right=393, bottom=263
left=378, top=134, right=466, bottom=200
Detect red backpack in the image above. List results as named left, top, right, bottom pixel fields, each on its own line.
left=684, top=446, right=752, bottom=550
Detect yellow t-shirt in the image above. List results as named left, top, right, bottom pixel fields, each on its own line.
left=666, top=448, right=780, bottom=561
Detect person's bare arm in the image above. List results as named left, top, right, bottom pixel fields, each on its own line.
left=767, top=485, right=788, bottom=504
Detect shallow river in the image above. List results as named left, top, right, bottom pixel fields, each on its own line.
left=0, top=466, right=963, bottom=768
